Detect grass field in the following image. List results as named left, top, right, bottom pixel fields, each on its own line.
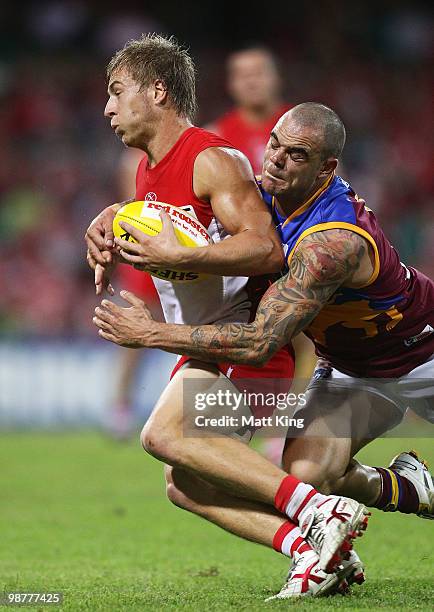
left=1, top=433, right=433, bottom=611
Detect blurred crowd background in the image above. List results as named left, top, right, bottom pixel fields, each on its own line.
left=1, top=0, right=433, bottom=338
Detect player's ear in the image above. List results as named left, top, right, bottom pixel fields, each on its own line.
left=153, top=79, right=168, bottom=105
left=318, top=157, right=338, bottom=178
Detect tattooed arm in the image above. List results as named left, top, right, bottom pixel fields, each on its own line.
left=93, top=229, right=370, bottom=364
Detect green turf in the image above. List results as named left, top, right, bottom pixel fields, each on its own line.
left=0, top=433, right=433, bottom=610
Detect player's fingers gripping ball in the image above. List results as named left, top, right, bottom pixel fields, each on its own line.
left=113, top=201, right=212, bottom=282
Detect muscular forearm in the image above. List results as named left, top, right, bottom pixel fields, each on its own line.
left=95, top=229, right=368, bottom=363
left=174, top=230, right=283, bottom=276
left=142, top=266, right=328, bottom=363
left=145, top=319, right=276, bottom=365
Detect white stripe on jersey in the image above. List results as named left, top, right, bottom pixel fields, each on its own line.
left=153, top=211, right=253, bottom=325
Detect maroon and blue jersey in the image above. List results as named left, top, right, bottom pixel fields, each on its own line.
left=260, top=174, right=434, bottom=377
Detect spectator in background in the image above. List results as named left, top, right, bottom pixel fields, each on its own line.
left=208, top=46, right=288, bottom=174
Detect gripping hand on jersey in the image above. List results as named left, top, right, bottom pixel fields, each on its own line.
left=115, top=211, right=186, bottom=271
left=93, top=291, right=156, bottom=347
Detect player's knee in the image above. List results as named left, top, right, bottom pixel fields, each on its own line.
left=165, top=466, right=195, bottom=511
left=140, top=423, right=158, bottom=456
left=140, top=422, right=177, bottom=462
left=166, top=480, right=198, bottom=512
left=166, top=481, right=188, bottom=508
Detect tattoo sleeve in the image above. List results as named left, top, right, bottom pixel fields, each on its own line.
left=148, top=230, right=367, bottom=364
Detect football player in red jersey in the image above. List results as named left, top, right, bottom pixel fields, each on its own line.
left=110, top=47, right=286, bottom=439
left=87, top=35, right=370, bottom=598
left=95, top=102, right=434, bottom=599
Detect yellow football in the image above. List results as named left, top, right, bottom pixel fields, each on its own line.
left=113, top=200, right=211, bottom=282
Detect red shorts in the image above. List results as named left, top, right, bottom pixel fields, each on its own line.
left=171, top=345, right=295, bottom=418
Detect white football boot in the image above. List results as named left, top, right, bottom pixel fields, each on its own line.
left=388, top=450, right=434, bottom=519
left=298, top=496, right=370, bottom=573
left=264, top=549, right=341, bottom=600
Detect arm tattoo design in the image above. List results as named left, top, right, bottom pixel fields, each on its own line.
left=161, top=230, right=367, bottom=364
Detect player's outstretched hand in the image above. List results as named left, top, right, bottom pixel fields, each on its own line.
left=115, top=211, right=185, bottom=271
left=93, top=290, right=155, bottom=348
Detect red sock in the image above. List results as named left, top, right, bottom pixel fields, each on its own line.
left=275, top=475, right=327, bottom=523
left=273, top=521, right=313, bottom=557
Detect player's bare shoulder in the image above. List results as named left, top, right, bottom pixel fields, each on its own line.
left=193, top=146, right=257, bottom=199
left=293, top=229, right=371, bottom=288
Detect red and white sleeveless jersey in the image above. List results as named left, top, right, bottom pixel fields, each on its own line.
left=135, top=127, right=269, bottom=325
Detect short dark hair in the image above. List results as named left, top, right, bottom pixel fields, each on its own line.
left=107, top=33, right=197, bottom=120
left=291, top=102, right=346, bottom=159
left=227, top=44, right=281, bottom=74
